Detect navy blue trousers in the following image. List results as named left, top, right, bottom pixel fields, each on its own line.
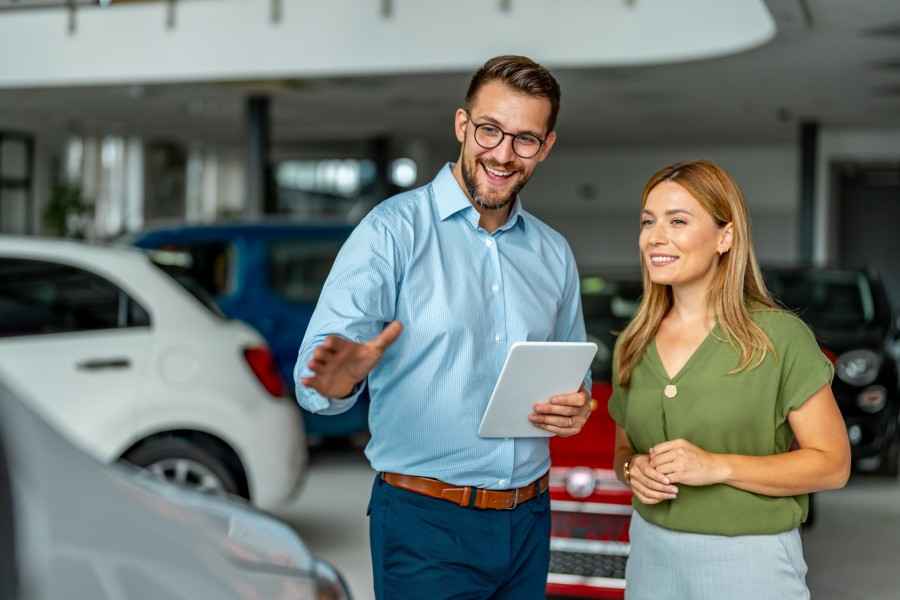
left=367, top=475, right=551, bottom=600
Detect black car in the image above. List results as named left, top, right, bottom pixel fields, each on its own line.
left=764, top=267, right=900, bottom=476
left=580, top=272, right=643, bottom=382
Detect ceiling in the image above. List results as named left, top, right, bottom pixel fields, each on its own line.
left=1, top=0, right=900, bottom=151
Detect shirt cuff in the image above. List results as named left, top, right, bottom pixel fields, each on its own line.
left=296, top=378, right=366, bottom=415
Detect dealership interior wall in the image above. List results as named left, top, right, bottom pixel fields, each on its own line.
left=2, top=0, right=900, bottom=276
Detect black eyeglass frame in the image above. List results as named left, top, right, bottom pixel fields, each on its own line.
left=464, top=110, right=547, bottom=159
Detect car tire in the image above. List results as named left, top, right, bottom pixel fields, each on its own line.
left=878, top=435, right=900, bottom=478
left=123, top=436, right=241, bottom=498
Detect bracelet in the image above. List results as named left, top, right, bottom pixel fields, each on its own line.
left=623, top=456, right=633, bottom=485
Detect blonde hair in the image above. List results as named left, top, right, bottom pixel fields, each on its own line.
left=615, top=160, right=776, bottom=387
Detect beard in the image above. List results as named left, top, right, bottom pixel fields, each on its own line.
left=460, top=148, right=528, bottom=211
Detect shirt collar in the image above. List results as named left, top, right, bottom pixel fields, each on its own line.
left=433, top=162, right=526, bottom=232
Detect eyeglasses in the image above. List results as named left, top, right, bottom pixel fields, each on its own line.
left=465, top=111, right=545, bottom=159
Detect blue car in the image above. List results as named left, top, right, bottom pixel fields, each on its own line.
left=131, top=221, right=367, bottom=442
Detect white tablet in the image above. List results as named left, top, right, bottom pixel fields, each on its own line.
left=478, top=341, right=598, bottom=438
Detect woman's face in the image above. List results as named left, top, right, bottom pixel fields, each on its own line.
left=639, top=181, right=731, bottom=290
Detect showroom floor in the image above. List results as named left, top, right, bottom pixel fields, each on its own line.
left=279, top=447, right=900, bottom=600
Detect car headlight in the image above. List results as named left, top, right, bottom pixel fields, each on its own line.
left=836, top=350, right=882, bottom=387
left=857, top=385, right=888, bottom=414
left=314, top=558, right=352, bottom=600
left=564, top=467, right=596, bottom=499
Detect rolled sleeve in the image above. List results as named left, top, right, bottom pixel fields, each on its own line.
left=777, top=316, right=835, bottom=421
left=293, top=213, right=403, bottom=415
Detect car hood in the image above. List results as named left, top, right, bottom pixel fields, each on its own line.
left=2, top=384, right=322, bottom=600
left=809, top=323, right=890, bottom=355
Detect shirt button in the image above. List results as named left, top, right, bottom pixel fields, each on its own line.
left=495, top=335, right=501, bottom=343
left=491, top=284, right=499, bottom=293
left=498, top=479, right=507, bottom=486
left=485, top=239, right=494, bottom=248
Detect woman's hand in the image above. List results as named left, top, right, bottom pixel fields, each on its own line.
left=649, top=438, right=729, bottom=487
left=629, top=454, right=679, bottom=505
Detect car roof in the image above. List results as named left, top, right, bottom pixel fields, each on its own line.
left=0, top=236, right=150, bottom=268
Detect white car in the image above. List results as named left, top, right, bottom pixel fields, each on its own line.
left=0, top=237, right=307, bottom=510
left=0, top=381, right=350, bottom=600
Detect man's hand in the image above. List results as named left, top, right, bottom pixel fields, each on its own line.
left=649, top=438, right=729, bottom=487
left=528, top=387, right=591, bottom=437
left=300, top=321, right=403, bottom=399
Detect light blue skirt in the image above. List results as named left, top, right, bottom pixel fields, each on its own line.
left=626, top=511, right=810, bottom=600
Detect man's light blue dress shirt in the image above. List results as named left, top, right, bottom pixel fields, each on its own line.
left=294, top=163, right=590, bottom=489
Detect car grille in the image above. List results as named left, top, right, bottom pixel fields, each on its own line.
left=550, top=549, right=627, bottom=579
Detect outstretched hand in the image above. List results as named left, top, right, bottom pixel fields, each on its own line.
left=300, top=321, right=403, bottom=399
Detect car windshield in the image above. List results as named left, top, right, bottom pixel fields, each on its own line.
left=764, top=270, right=874, bottom=329
left=581, top=275, right=643, bottom=325
left=580, top=275, right=643, bottom=379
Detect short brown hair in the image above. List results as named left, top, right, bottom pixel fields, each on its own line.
left=465, top=55, right=561, bottom=133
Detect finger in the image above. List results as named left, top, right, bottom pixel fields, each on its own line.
left=313, top=347, right=336, bottom=362
left=320, top=336, right=344, bottom=351
left=633, top=471, right=678, bottom=495
left=631, top=478, right=677, bottom=501
left=370, top=321, right=403, bottom=351
left=651, top=439, right=685, bottom=455
left=529, top=413, right=576, bottom=428
left=307, top=358, right=330, bottom=373
left=649, top=449, right=679, bottom=469
left=549, top=392, right=588, bottom=407
left=635, top=463, right=675, bottom=488
left=531, top=403, right=581, bottom=417
left=634, top=491, right=662, bottom=505
left=532, top=422, right=576, bottom=437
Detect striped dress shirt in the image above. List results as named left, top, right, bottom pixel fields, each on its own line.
left=294, top=163, right=590, bottom=489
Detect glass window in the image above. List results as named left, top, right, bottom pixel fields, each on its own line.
left=764, top=269, right=873, bottom=329
left=268, top=240, right=342, bottom=304
left=146, top=242, right=234, bottom=298
left=0, top=258, right=151, bottom=337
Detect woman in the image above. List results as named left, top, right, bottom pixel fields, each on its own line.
left=609, top=160, right=850, bottom=599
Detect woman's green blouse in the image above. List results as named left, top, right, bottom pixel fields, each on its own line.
left=608, top=309, right=834, bottom=536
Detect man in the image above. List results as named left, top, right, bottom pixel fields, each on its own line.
left=294, top=55, right=591, bottom=599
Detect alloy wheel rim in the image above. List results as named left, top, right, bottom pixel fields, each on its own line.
left=148, top=458, right=227, bottom=495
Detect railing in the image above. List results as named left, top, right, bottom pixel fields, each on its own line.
left=0, top=0, right=216, bottom=32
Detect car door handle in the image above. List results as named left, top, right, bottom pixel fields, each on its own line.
left=76, top=358, right=132, bottom=371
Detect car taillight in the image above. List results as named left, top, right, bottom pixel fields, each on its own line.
left=243, top=346, right=286, bottom=398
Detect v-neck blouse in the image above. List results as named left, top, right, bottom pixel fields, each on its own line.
left=608, top=309, right=834, bottom=536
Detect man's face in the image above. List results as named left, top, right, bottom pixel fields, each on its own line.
left=454, top=81, right=557, bottom=210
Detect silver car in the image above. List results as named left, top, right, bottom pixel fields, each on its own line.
left=0, top=382, right=351, bottom=600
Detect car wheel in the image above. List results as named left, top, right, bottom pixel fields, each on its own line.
left=123, top=437, right=240, bottom=497
left=878, top=435, right=900, bottom=478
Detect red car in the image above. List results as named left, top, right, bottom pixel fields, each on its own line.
left=545, top=273, right=641, bottom=599
left=547, top=381, right=631, bottom=599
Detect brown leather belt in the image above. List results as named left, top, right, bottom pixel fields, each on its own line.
left=381, top=472, right=549, bottom=510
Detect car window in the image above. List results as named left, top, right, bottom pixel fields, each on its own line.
left=145, top=253, right=227, bottom=319
left=580, top=275, right=643, bottom=380
left=765, top=270, right=874, bottom=328
left=0, top=258, right=151, bottom=337
left=268, top=240, right=342, bottom=304
left=148, top=242, right=235, bottom=298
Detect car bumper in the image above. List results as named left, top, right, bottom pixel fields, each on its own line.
left=845, top=414, right=897, bottom=460
left=546, top=468, right=631, bottom=599
left=239, top=399, right=308, bottom=510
